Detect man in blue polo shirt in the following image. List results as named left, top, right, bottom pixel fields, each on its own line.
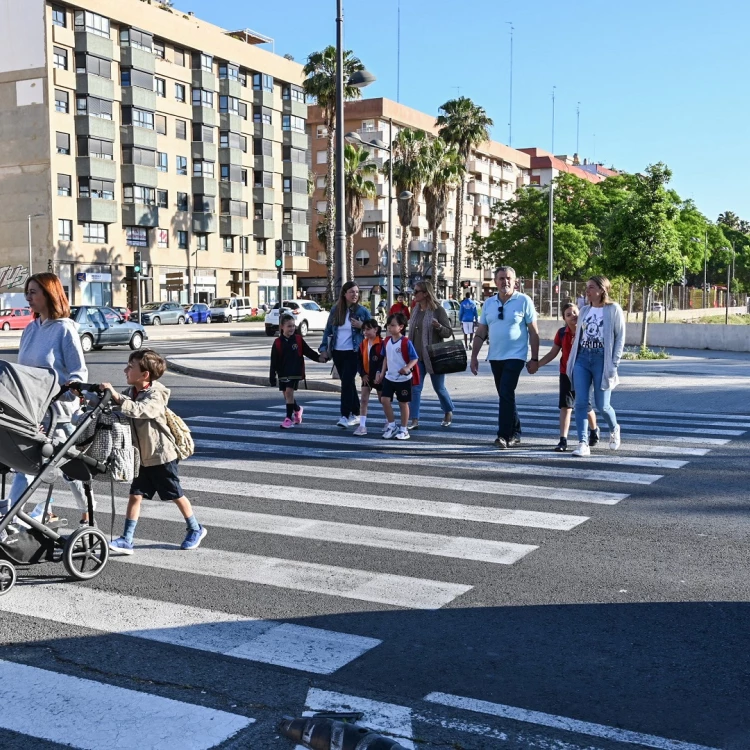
left=470, top=265, right=539, bottom=449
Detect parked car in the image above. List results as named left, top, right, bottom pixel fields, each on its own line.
left=0, top=308, right=33, bottom=331
left=70, top=306, right=147, bottom=353
left=651, top=302, right=664, bottom=312
left=183, top=303, right=211, bottom=324
left=209, top=296, right=253, bottom=323
left=113, top=306, right=132, bottom=321
left=139, top=301, right=186, bottom=326
left=264, top=299, right=329, bottom=336
left=440, top=299, right=460, bottom=327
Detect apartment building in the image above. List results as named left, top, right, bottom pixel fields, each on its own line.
left=303, top=98, right=531, bottom=301
left=0, top=0, right=310, bottom=309
left=519, top=148, right=618, bottom=186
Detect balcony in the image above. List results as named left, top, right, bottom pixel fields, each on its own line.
left=76, top=116, right=116, bottom=141
left=192, top=69, right=216, bottom=92
left=474, top=203, right=491, bottom=218
left=219, top=215, right=246, bottom=236
left=219, top=78, right=242, bottom=99
left=121, top=47, right=155, bottom=74
left=77, top=198, right=118, bottom=224
left=192, top=176, right=218, bottom=197
left=282, top=99, right=307, bottom=119
left=121, top=164, right=158, bottom=188
left=283, top=192, right=308, bottom=211
left=489, top=163, right=503, bottom=179
left=490, top=184, right=503, bottom=199
left=282, top=130, right=309, bottom=150
left=122, top=204, right=159, bottom=227
left=222, top=181, right=247, bottom=201
left=408, top=240, right=433, bottom=253
left=282, top=161, right=308, bottom=179
left=75, top=74, right=114, bottom=101
left=282, top=223, right=309, bottom=242
left=191, top=142, right=217, bottom=162
left=252, top=90, right=274, bottom=109
left=192, top=212, right=218, bottom=233
left=252, top=187, right=274, bottom=204
left=285, top=254, right=309, bottom=273
left=192, top=106, right=216, bottom=127
left=219, top=113, right=243, bottom=133
left=219, top=146, right=245, bottom=165
left=253, top=219, right=274, bottom=238
left=355, top=128, right=385, bottom=144
left=76, top=157, right=117, bottom=181
left=467, top=157, right=490, bottom=175
left=362, top=209, right=384, bottom=224
left=253, top=155, right=275, bottom=172
left=74, top=32, right=113, bottom=59
left=122, top=87, right=156, bottom=110
left=120, top=125, right=157, bottom=150
left=253, top=123, right=276, bottom=141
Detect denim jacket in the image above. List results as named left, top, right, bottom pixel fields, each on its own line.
left=319, top=303, right=372, bottom=353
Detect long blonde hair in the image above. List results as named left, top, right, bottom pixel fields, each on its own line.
left=414, top=280, right=439, bottom=311
left=588, top=275, right=613, bottom=305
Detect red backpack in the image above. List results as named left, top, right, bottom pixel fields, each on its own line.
left=386, top=337, right=421, bottom=386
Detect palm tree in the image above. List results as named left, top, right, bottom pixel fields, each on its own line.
left=303, top=46, right=365, bottom=303
left=344, top=144, right=377, bottom=281
left=436, top=97, right=493, bottom=296
left=717, top=211, right=740, bottom=230
left=422, top=138, right=463, bottom=295
left=384, top=128, right=429, bottom=294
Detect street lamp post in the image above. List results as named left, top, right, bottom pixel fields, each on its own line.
left=27, top=213, right=45, bottom=278
left=725, top=245, right=734, bottom=325
left=703, top=229, right=708, bottom=309
left=528, top=184, right=554, bottom=316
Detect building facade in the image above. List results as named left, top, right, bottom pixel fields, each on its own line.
left=0, top=0, right=310, bottom=308
left=303, top=98, right=531, bottom=302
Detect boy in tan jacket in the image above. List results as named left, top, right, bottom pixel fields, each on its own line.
left=101, top=349, right=206, bottom=555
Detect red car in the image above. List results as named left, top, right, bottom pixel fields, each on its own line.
left=0, top=308, right=33, bottom=331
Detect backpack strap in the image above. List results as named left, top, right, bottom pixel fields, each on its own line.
left=295, top=334, right=305, bottom=357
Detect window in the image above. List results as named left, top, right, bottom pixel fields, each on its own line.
left=153, top=39, right=165, bottom=59
left=193, top=161, right=215, bottom=178
left=283, top=146, right=306, bottom=164
left=156, top=152, right=168, bottom=172
left=316, top=176, right=326, bottom=190
left=55, top=89, right=69, bottom=113
left=282, top=85, right=305, bottom=102
left=361, top=119, right=375, bottom=131
left=76, top=96, right=112, bottom=119
left=122, top=146, right=155, bottom=166
left=222, top=236, right=234, bottom=253
left=240, top=236, right=249, bottom=254
left=316, top=201, right=327, bottom=213
left=196, top=53, right=213, bottom=72
left=283, top=208, right=307, bottom=225
left=157, top=189, right=168, bottom=208
left=219, top=95, right=239, bottom=115
left=252, top=73, right=273, bottom=92
left=176, top=156, right=188, bottom=175
left=255, top=204, right=273, bottom=220
left=196, top=234, right=208, bottom=252
left=79, top=178, right=114, bottom=200
left=221, top=199, right=248, bottom=217
left=177, top=192, right=188, bottom=211
left=123, top=185, right=156, bottom=205
left=58, top=219, right=72, bottom=241
left=74, top=11, right=110, bottom=38
left=252, top=170, right=272, bottom=188
left=316, top=125, right=328, bottom=139
left=193, top=194, right=215, bottom=213
left=219, top=62, right=240, bottom=81
left=155, top=114, right=167, bottom=135
left=126, top=226, right=148, bottom=247
left=78, top=136, right=114, bottom=160
left=254, top=138, right=273, bottom=157
left=238, top=102, right=248, bottom=119
left=154, top=77, right=166, bottom=97
left=283, top=176, right=307, bottom=194
left=253, top=107, right=272, bottom=125
left=52, top=5, right=66, bottom=27
left=176, top=119, right=187, bottom=140
left=121, top=68, right=153, bottom=89
left=119, top=28, right=152, bottom=51
left=177, top=230, right=188, bottom=249
left=220, top=131, right=246, bottom=151
left=174, top=48, right=186, bottom=67
left=282, top=115, right=305, bottom=132
left=192, top=123, right=214, bottom=143
left=256, top=239, right=266, bottom=255
left=316, top=150, right=327, bottom=165
left=53, top=46, right=68, bottom=70
left=57, top=174, right=71, bottom=197
left=122, top=107, right=154, bottom=129
left=82, top=222, right=107, bottom=243
left=56, top=132, right=70, bottom=155
left=75, top=53, right=111, bottom=78
left=157, top=229, right=169, bottom=248
left=192, top=88, right=214, bottom=107
left=175, top=83, right=186, bottom=102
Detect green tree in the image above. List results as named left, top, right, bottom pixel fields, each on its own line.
left=303, top=46, right=365, bottom=302
left=602, top=163, right=682, bottom=347
left=343, top=143, right=377, bottom=281
left=436, top=97, right=493, bottom=296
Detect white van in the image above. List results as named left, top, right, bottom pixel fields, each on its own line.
left=209, top=296, right=253, bottom=323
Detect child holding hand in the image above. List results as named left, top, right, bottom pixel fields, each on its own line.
left=354, top=319, right=385, bottom=436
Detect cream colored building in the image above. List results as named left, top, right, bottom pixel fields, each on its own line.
left=304, top=98, right=531, bottom=300
left=0, top=0, right=310, bottom=309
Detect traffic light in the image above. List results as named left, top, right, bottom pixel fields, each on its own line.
left=133, top=250, right=142, bottom=276
left=274, top=240, right=283, bottom=269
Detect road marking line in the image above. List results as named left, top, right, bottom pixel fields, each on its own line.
left=0, top=659, right=253, bottom=750
left=114, top=539, right=471, bottom=609
left=0, top=583, right=380, bottom=675
left=424, top=692, right=719, bottom=750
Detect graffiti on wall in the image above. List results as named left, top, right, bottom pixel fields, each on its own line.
left=0, top=266, right=29, bottom=291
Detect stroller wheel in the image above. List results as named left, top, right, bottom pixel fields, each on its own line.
left=0, top=561, right=17, bottom=595
left=63, top=527, right=109, bottom=581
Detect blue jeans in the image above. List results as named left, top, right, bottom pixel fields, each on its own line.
left=573, top=348, right=617, bottom=443
left=411, top=361, right=455, bottom=419
left=490, top=359, right=524, bottom=440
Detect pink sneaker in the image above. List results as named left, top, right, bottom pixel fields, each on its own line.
left=280, top=417, right=294, bottom=429
left=293, top=406, right=304, bottom=424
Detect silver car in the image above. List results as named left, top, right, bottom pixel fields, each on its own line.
left=140, top=301, right=186, bottom=326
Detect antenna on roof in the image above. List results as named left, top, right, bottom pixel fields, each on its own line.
left=506, top=21, right=514, bottom=146
left=397, top=0, right=401, bottom=102
left=576, top=101, right=580, bottom=155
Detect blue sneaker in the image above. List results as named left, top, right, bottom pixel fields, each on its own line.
left=181, top=525, right=207, bottom=550
left=108, top=537, right=134, bottom=556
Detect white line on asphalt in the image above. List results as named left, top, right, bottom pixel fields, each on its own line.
left=0, top=659, right=253, bottom=750
left=114, top=539, right=471, bottom=610
left=176, top=471, right=590, bottom=529
left=424, top=692, right=719, bottom=750
left=0, top=584, right=380, bottom=675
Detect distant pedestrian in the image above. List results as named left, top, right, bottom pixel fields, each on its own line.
left=567, top=276, right=625, bottom=456
left=407, top=281, right=455, bottom=429
left=375, top=313, right=418, bottom=440
left=470, top=266, right=540, bottom=450
left=389, top=292, right=411, bottom=321
left=320, top=282, right=372, bottom=428
left=536, top=302, right=599, bottom=452
left=269, top=313, right=325, bottom=429
left=459, top=292, right=479, bottom=350
left=354, top=319, right=385, bottom=436
left=105, top=349, right=206, bottom=555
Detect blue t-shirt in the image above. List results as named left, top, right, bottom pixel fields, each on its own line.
left=459, top=298, right=478, bottom=322
left=479, top=292, right=537, bottom=361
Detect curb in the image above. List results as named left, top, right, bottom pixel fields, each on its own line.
left=166, top=358, right=342, bottom=393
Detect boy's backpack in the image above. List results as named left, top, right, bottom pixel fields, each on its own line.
left=164, top=407, right=194, bottom=460
left=389, top=337, right=421, bottom=386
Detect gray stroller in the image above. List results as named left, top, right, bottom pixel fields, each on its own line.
left=0, top=360, right=114, bottom=594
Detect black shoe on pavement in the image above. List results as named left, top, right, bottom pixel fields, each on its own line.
left=589, top=427, right=601, bottom=447
left=494, top=437, right=509, bottom=450
left=509, top=434, right=521, bottom=446
left=554, top=437, right=568, bottom=452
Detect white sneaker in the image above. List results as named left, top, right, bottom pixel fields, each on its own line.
left=336, top=416, right=349, bottom=428
left=609, top=425, right=621, bottom=450
left=353, top=424, right=367, bottom=436
left=382, top=424, right=398, bottom=439
left=571, top=441, right=591, bottom=457
left=395, top=427, right=410, bottom=441
left=347, top=414, right=360, bottom=426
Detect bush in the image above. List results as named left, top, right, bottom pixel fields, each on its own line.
left=241, top=314, right=265, bottom=322
left=621, top=346, right=670, bottom=360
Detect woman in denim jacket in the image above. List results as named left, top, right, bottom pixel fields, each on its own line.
left=319, top=281, right=372, bottom=428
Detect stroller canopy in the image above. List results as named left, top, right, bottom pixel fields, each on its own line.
left=0, top=361, right=60, bottom=439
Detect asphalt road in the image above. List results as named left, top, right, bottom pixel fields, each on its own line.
left=0, top=339, right=747, bottom=749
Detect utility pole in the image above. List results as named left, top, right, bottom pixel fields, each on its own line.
left=506, top=21, right=514, bottom=146
left=551, top=85, right=556, bottom=154
left=396, top=0, right=401, bottom=103
left=548, top=182, right=554, bottom=318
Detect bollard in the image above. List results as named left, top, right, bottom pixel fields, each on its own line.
left=278, top=716, right=409, bottom=750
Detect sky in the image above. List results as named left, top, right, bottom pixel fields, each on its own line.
left=182, top=0, right=748, bottom=222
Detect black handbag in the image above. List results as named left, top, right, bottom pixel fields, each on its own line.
left=427, top=331, right=467, bottom=375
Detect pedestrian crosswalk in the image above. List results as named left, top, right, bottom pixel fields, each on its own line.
left=0, top=394, right=745, bottom=748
